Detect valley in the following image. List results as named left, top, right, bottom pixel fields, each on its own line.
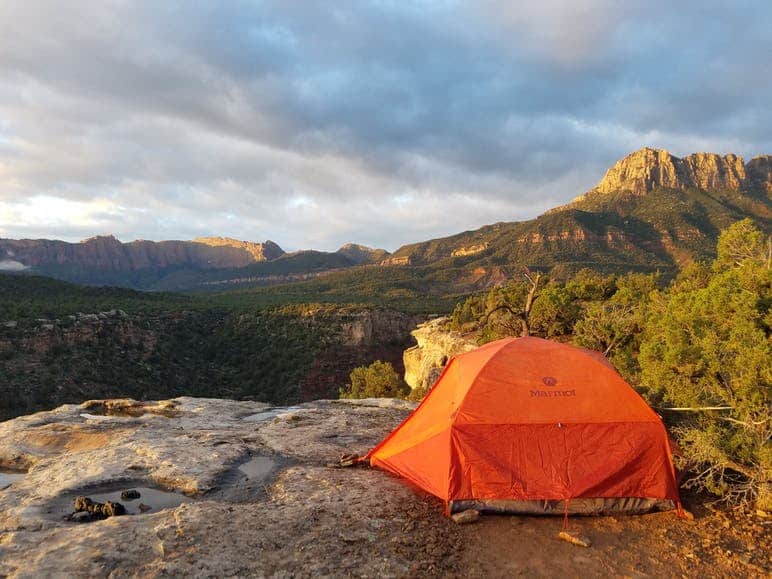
left=0, top=275, right=421, bottom=421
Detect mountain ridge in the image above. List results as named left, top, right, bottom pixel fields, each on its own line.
left=573, top=148, right=771, bottom=202
left=1, top=147, right=769, bottom=292
left=386, top=147, right=770, bottom=270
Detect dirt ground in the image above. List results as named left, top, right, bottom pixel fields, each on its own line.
left=450, top=490, right=770, bottom=578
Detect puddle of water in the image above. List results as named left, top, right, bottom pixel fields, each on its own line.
left=78, top=487, right=191, bottom=515
left=0, top=470, right=26, bottom=490
left=80, top=413, right=120, bottom=421
left=242, top=406, right=302, bottom=423
left=238, top=456, right=277, bottom=484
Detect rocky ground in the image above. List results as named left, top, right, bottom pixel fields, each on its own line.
left=0, top=397, right=769, bottom=578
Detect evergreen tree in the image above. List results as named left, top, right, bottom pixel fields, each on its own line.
left=639, top=220, right=771, bottom=508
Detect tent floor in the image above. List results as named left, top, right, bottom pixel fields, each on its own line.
left=449, top=497, right=676, bottom=515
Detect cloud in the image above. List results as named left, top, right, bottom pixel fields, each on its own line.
left=0, top=1, right=769, bottom=251
left=0, top=260, right=29, bottom=272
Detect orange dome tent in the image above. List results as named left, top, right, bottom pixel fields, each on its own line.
left=367, top=337, right=682, bottom=516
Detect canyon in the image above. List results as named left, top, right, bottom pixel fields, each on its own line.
left=0, top=302, right=420, bottom=421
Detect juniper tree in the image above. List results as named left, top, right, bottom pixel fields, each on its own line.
left=639, top=220, right=771, bottom=508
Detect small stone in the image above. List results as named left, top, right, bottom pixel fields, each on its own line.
left=70, top=511, right=95, bottom=523
left=74, top=496, right=94, bottom=512
left=558, top=531, right=591, bottom=548
left=102, top=501, right=126, bottom=517
left=451, top=509, right=480, bottom=524
left=73, top=496, right=125, bottom=517
left=121, top=489, right=141, bottom=501
left=138, top=503, right=152, bottom=513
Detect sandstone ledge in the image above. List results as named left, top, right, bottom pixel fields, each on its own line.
left=0, top=397, right=467, bottom=577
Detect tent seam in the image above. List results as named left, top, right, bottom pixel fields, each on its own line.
left=365, top=356, right=458, bottom=462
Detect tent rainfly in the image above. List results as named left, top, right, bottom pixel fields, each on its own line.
left=367, top=336, right=682, bottom=516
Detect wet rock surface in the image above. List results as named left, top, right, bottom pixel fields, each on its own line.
left=0, top=396, right=769, bottom=577
left=0, top=470, right=26, bottom=490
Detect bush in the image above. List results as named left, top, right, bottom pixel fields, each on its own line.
left=529, top=284, right=580, bottom=338
left=406, top=385, right=429, bottom=402
left=638, top=220, right=771, bottom=508
left=565, top=269, right=616, bottom=301
left=450, top=278, right=546, bottom=343
left=573, top=302, right=637, bottom=356
left=339, top=360, right=410, bottom=399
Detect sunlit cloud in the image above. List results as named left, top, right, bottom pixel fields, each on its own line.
left=0, top=196, right=122, bottom=236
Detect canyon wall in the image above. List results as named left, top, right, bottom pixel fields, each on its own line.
left=403, top=317, right=477, bottom=391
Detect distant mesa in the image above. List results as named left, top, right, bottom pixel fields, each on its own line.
left=377, top=147, right=771, bottom=273
left=192, top=237, right=286, bottom=262
left=0, top=235, right=286, bottom=272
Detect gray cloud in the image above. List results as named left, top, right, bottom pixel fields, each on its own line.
left=0, top=0, right=770, bottom=251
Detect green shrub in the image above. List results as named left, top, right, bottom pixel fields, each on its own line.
left=529, top=284, right=580, bottom=338
left=406, top=384, right=429, bottom=402
left=339, top=360, right=409, bottom=399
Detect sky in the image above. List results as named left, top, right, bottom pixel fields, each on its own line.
left=0, top=1, right=770, bottom=252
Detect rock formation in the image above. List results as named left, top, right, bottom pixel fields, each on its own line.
left=403, top=317, right=477, bottom=390
left=451, top=243, right=488, bottom=257
left=192, top=237, right=285, bottom=262
left=0, top=396, right=471, bottom=577
left=746, top=155, right=772, bottom=193
left=380, top=255, right=413, bottom=266
left=581, top=147, right=770, bottom=199
left=0, top=235, right=286, bottom=271
left=298, top=308, right=423, bottom=401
